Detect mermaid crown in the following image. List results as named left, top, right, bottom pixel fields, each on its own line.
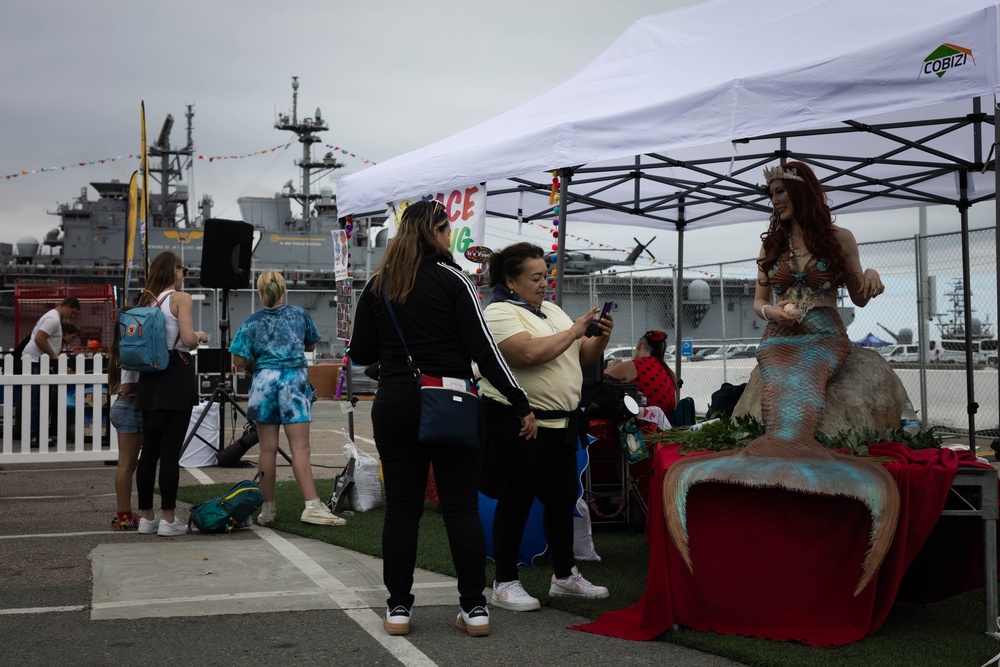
left=763, top=165, right=805, bottom=184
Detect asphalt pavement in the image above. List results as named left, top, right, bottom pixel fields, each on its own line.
left=0, top=398, right=743, bottom=667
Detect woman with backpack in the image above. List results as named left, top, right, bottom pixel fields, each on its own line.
left=134, top=251, right=210, bottom=537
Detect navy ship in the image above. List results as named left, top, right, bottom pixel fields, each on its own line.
left=0, top=78, right=388, bottom=353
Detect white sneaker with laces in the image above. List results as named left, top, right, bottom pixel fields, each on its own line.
left=138, top=515, right=160, bottom=535
left=491, top=580, right=541, bottom=611
left=157, top=516, right=190, bottom=537
left=454, top=605, right=490, bottom=637
left=549, top=566, right=610, bottom=599
left=256, top=501, right=276, bottom=526
left=301, top=499, right=346, bottom=526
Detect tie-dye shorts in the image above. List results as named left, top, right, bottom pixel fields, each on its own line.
left=246, top=367, right=315, bottom=424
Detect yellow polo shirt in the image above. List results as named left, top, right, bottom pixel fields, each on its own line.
left=476, top=301, right=582, bottom=429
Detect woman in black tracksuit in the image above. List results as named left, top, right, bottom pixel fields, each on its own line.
left=349, top=199, right=536, bottom=638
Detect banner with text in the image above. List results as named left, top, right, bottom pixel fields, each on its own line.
left=388, top=184, right=487, bottom=261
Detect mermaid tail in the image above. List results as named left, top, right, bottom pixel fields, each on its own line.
left=663, top=308, right=900, bottom=595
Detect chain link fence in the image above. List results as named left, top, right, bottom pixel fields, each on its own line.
left=2, top=229, right=995, bottom=436
left=544, top=229, right=999, bottom=436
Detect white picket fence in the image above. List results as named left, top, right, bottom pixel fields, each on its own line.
left=0, top=352, right=119, bottom=464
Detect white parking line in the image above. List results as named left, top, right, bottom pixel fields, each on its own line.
left=185, top=467, right=216, bottom=485
left=251, top=525, right=437, bottom=667
left=0, top=605, right=87, bottom=615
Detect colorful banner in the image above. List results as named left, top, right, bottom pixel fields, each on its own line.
left=388, top=184, right=488, bottom=262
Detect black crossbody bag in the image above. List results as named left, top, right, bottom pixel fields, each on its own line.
left=382, top=289, right=480, bottom=448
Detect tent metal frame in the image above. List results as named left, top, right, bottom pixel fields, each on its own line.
left=460, top=98, right=999, bottom=450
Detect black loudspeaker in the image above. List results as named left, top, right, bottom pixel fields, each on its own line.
left=201, top=218, right=253, bottom=289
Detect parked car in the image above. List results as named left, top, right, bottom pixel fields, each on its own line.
left=705, top=344, right=748, bottom=360
left=688, top=347, right=719, bottom=362
left=604, top=346, right=635, bottom=362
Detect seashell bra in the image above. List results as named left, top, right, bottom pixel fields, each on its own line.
left=769, top=251, right=840, bottom=321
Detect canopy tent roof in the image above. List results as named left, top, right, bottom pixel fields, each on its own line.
left=852, top=333, right=893, bottom=348
left=337, top=0, right=1000, bottom=231
left=336, top=0, right=1000, bottom=444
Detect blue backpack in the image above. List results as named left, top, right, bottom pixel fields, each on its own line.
left=117, top=290, right=174, bottom=372
left=189, top=474, right=265, bottom=534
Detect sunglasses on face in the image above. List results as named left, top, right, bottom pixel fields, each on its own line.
left=177, top=266, right=189, bottom=276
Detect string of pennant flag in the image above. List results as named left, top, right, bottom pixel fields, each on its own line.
left=3, top=141, right=379, bottom=181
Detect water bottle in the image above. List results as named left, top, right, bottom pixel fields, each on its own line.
left=900, top=400, right=920, bottom=435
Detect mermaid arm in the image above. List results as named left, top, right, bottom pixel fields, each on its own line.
left=754, top=245, right=797, bottom=326
left=836, top=226, right=884, bottom=307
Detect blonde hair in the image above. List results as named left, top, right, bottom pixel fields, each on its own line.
left=257, top=270, right=286, bottom=308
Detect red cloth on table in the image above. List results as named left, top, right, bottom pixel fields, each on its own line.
left=573, top=442, right=991, bottom=647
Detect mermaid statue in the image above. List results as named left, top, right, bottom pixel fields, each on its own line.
left=663, top=161, right=900, bottom=595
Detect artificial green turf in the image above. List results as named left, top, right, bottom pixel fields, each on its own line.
left=178, top=478, right=1000, bottom=666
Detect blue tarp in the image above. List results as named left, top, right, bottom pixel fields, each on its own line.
left=852, top=332, right=892, bottom=347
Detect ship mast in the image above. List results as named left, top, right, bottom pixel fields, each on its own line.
left=147, top=105, right=195, bottom=228
left=274, top=76, right=344, bottom=230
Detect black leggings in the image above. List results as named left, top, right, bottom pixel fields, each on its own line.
left=372, top=383, right=486, bottom=613
left=136, top=408, right=193, bottom=511
left=490, top=427, right=579, bottom=583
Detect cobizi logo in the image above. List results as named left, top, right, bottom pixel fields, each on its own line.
left=921, top=43, right=974, bottom=79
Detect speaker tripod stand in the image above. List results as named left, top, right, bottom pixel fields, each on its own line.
left=181, top=287, right=291, bottom=465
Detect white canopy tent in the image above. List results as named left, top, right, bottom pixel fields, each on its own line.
left=337, top=0, right=1000, bottom=443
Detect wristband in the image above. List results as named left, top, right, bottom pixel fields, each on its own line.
left=761, top=305, right=769, bottom=322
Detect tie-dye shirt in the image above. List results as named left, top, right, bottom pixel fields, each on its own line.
left=229, top=305, right=320, bottom=369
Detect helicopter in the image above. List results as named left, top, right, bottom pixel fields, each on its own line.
left=546, top=237, right=657, bottom=275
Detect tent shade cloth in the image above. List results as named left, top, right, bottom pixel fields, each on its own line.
left=853, top=333, right=893, bottom=347
left=337, top=0, right=1000, bottom=231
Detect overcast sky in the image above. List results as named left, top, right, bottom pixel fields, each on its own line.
left=1, top=0, right=993, bottom=269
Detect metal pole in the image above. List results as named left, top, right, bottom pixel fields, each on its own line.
left=719, top=262, right=727, bottom=382
left=958, top=170, right=977, bottom=449
left=674, top=197, right=686, bottom=393
left=555, top=169, right=571, bottom=307
left=915, top=227, right=929, bottom=431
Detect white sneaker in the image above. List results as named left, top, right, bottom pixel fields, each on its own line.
left=383, top=605, right=411, bottom=636
left=491, top=580, right=540, bottom=611
left=454, top=605, right=490, bottom=637
left=256, top=501, right=276, bottom=526
left=138, top=515, right=160, bottom=535
left=300, top=499, right=346, bottom=526
left=157, top=517, right=190, bottom=537
left=549, top=566, right=609, bottom=599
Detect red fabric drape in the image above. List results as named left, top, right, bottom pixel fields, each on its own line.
left=573, top=442, right=992, bottom=647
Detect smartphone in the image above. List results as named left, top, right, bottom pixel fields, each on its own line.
left=585, top=300, right=614, bottom=337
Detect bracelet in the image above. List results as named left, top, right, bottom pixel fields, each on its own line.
left=761, top=305, right=769, bottom=322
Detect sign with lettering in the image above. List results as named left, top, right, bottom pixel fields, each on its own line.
left=388, top=184, right=487, bottom=261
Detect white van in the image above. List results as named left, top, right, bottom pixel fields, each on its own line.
left=937, top=338, right=999, bottom=364
left=880, top=344, right=921, bottom=363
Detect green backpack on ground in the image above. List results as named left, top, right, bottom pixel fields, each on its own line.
left=189, top=473, right=264, bottom=534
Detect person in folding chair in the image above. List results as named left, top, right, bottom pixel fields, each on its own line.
left=230, top=270, right=345, bottom=528
left=478, top=242, right=613, bottom=614
left=604, top=329, right=677, bottom=422
left=349, top=199, right=536, bottom=638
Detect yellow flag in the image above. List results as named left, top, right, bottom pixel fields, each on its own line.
left=140, top=101, right=150, bottom=273
left=124, top=171, right=138, bottom=307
